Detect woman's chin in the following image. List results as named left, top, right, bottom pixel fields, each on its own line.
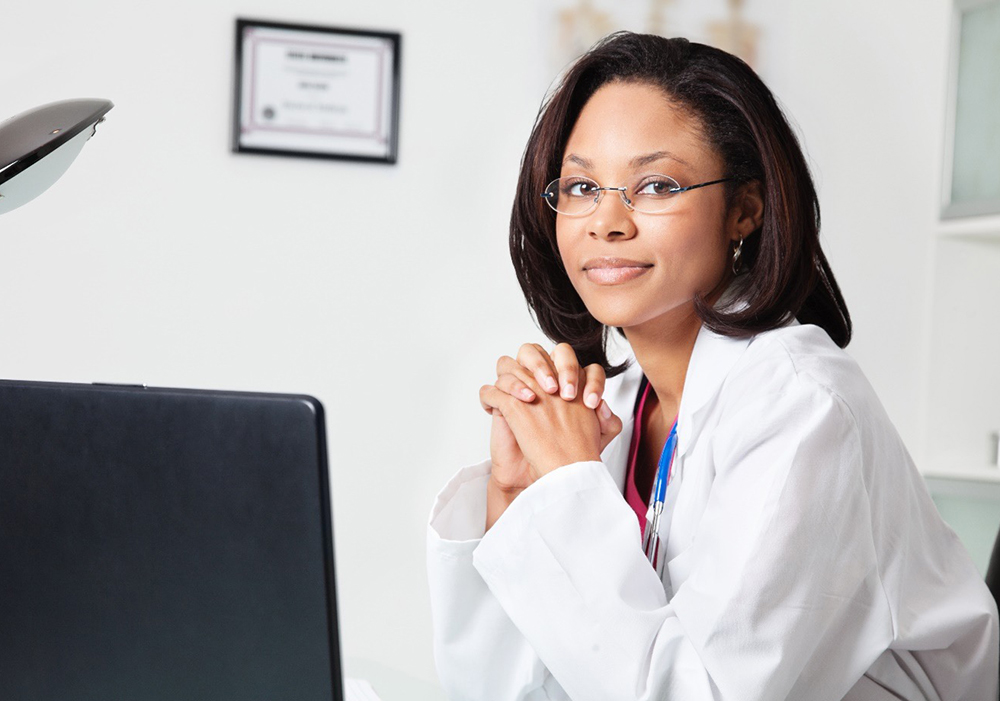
left=584, top=299, right=698, bottom=335
left=584, top=306, right=644, bottom=331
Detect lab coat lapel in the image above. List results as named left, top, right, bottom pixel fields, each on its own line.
left=675, top=326, right=753, bottom=460
left=595, top=322, right=754, bottom=485
left=599, top=361, right=643, bottom=493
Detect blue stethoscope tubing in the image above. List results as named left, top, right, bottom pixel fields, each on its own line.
left=642, top=420, right=678, bottom=568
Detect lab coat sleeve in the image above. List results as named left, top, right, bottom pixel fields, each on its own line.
left=427, top=460, right=564, bottom=701
left=472, top=379, right=892, bottom=701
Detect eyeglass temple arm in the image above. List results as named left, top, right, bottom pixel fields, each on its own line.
left=670, top=177, right=735, bottom=194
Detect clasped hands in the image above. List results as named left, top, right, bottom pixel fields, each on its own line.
left=480, top=343, right=623, bottom=530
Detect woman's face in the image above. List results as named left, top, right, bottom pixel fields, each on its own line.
left=555, top=81, right=743, bottom=333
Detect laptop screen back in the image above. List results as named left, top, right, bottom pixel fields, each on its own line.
left=0, top=380, right=342, bottom=701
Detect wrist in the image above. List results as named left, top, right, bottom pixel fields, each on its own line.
left=533, top=451, right=602, bottom=478
left=486, top=476, right=524, bottom=532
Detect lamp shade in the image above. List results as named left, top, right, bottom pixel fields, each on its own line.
left=0, top=98, right=113, bottom=215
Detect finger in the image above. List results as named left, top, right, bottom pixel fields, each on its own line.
left=480, top=384, right=519, bottom=419
left=597, top=400, right=624, bottom=452
left=581, top=363, right=607, bottom=409
left=494, top=372, right=537, bottom=403
left=496, top=355, right=544, bottom=395
left=515, top=343, right=559, bottom=394
left=480, top=384, right=500, bottom=414
left=551, top=343, right=581, bottom=401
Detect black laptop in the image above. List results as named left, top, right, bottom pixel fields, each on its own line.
left=0, top=379, right=343, bottom=701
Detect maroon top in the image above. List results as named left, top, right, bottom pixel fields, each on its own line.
left=624, top=379, right=678, bottom=534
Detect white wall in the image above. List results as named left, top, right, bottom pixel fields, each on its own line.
left=758, top=0, right=949, bottom=463
left=0, top=0, right=952, bottom=692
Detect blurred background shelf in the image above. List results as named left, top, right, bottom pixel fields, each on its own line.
left=936, top=214, right=1000, bottom=240
left=925, top=471, right=1000, bottom=492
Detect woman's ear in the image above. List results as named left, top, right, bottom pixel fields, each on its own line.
left=729, top=180, right=765, bottom=242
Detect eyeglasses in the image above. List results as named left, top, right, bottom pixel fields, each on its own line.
left=540, top=174, right=734, bottom=216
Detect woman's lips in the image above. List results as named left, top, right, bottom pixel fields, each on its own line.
left=582, top=258, right=653, bottom=285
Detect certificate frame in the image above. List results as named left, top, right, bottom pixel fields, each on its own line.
left=232, top=18, right=401, bottom=164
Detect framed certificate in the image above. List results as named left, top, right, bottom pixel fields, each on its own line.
left=233, top=19, right=401, bottom=164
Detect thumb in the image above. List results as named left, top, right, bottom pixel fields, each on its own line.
left=597, top=400, right=623, bottom=452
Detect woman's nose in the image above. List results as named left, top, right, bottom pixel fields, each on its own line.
left=588, top=190, right=638, bottom=240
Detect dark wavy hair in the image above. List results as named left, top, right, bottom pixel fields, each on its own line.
left=509, top=32, right=851, bottom=377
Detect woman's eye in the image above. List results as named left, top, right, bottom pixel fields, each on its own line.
left=636, top=178, right=676, bottom=197
left=562, top=179, right=596, bottom=197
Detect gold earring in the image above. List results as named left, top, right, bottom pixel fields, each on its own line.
left=732, top=237, right=744, bottom=275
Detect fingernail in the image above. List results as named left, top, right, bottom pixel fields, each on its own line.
left=561, top=383, right=575, bottom=400
left=600, top=401, right=612, bottom=420
left=520, top=388, right=535, bottom=401
left=544, top=377, right=558, bottom=393
left=585, top=392, right=600, bottom=409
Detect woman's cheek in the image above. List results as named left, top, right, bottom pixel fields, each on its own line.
left=671, top=222, right=728, bottom=287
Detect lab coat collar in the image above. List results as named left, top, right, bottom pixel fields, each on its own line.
left=674, top=280, right=755, bottom=458
left=674, top=326, right=752, bottom=459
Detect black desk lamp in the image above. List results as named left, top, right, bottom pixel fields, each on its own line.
left=0, top=98, right=113, bottom=215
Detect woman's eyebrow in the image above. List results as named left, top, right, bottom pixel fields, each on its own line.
left=561, top=151, right=691, bottom=170
left=562, top=153, right=593, bottom=169
left=630, top=150, right=691, bottom=169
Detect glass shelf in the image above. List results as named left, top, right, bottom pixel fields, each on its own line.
left=937, top=213, right=1000, bottom=240
left=925, top=472, right=1000, bottom=499
left=924, top=465, right=1000, bottom=484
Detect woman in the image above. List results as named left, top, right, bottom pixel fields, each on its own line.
left=427, top=33, right=998, bottom=700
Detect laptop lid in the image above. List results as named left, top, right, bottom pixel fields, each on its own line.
left=0, top=379, right=343, bottom=701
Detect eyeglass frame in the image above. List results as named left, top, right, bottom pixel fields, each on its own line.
left=539, top=174, right=735, bottom=216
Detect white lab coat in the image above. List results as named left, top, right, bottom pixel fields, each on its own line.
left=427, top=321, right=999, bottom=700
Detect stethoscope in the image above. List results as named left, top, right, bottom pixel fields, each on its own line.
left=641, top=413, right=678, bottom=571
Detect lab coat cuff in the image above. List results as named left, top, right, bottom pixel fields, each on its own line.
left=428, top=459, right=491, bottom=545
left=474, top=460, right=619, bottom=566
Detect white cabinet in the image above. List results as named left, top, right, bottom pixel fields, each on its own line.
left=924, top=217, right=1000, bottom=481
left=922, top=0, right=1000, bottom=482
